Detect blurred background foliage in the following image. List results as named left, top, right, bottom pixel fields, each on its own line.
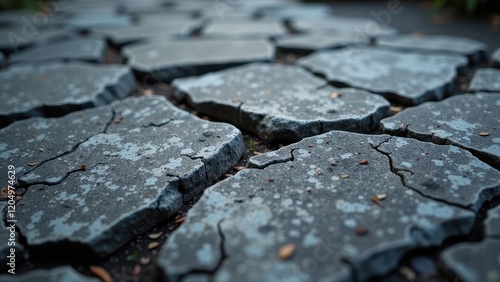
left=0, top=0, right=45, bottom=11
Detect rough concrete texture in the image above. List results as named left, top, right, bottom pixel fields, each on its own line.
left=377, top=34, right=487, bottom=64
left=381, top=93, right=500, bottom=169
left=174, top=63, right=390, bottom=141
left=158, top=130, right=488, bottom=282
left=290, top=17, right=398, bottom=37
left=298, top=47, right=468, bottom=105
left=440, top=240, right=500, bottom=282
left=0, top=62, right=135, bottom=128
left=4, top=96, right=243, bottom=257
left=122, top=39, right=275, bottom=82
left=468, top=68, right=500, bottom=93
left=9, top=38, right=106, bottom=64
left=276, top=32, right=370, bottom=54
left=0, top=266, right=99, bottom=282
left=201, top=21, right=287, bottom=39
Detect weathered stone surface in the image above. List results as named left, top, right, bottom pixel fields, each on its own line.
left=174, top=63, right=390, bottom=141
left=291, top=17, right=397, bottom=37
left=0, top=28, right=75, bottom=54
left=0, top=266, right=99, bottom=282
left=9, top=96, right=243, bottom=257
left=377, top=34, right=487, bottom=64
left=298, top=47, right=468, bottom=105
left=485, top=204, right=500, bottom=237
left=493, top=48, right=500, bottom=67
left=0, top=62, right=135, bottom=128
left=276, top=32, right=370, bottom=54
left=123, top=39, right=274, bottom=82
left=202, top=21, right=287, bottom=39
left=381, top=93, right=500, bottom=169
left=64, top=12, right=132, bottom=30
left=468, top=68, right=500, bottom=93
left=440, top=240, right=500, bottom=282
left=9, top=38, right=106, bottom=64
left=159, top=131, right=479, bottom=282
left=256, top=4, right=333, bottom=20
left=0, top=202, right=23, bottom=271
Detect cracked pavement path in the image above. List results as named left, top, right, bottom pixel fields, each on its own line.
left=158, top=130, right=498, bottom=282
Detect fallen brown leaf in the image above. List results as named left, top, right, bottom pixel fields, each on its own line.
left=355, top=226, right=368, bottom=236
left=234, top=166, right=245, bottom=171
left=371, top=196, right=383, bottom=207
left=132, top=265, right=141, bottom=276
left=330, top=92, right=342, bottom=98
left=479, top=132, right=490, bottom=136
left=278, top=243, right=296, bottom=260
left=148, top=232, right=163, bottom=239
left=90, top=266, right=112, bottom=282
left=27, top=162, right=37, bottom=166
left=358, top=159, right=369, bottom=165
left=147, top=242, right=160, bottom=250
left=174, top=217, right=186, bottom=224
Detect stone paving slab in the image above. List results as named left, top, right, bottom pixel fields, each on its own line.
left=122, top=39, right=274, bottom=82
left=201, top=21, right=287, bottom=39
left=298, top=47, right=468, bottom=105
left=440, top=240, right=500, bottom=282
left=0, top=62, right=135, bottom=128
left=376, top=34, right=488, bottom=64
left=0, top=266, right=98, bottom=282
left=255, top=4, right=333, bottom=20
left=493, top=48, right=500, bottom=67
left=8, top=38, right=106, bottom=64
left=381, top=93, right=500, bottom=169
left=174, top=63, right=390, bottom=141
left=158, top=130, right=487, bottom=282
left=468, top=68, right=500, bottom=93
left=276, top=32, right=370, bottom=54
left=6, top=96, right=243, bottom=257
left=63, top=12, right=133, bottom=31
left=0, top=28, right=76, bottom=54
left=290, top=17, right=398, bottom=37
left=485, top=204, right=500, bottom=237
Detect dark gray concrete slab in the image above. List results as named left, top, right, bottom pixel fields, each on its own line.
left=440, top=240, right=500, bottom=282
left=468, top=68, right=500, bottom=93
left=291, top=17, right=398, bottom=38
left=256, top=4, right=333, bottom=20
left=159, top=130, right=478, bottom=282
left=485, top=205, right=500, bottom=237
left=123, top=39, right=274, bottom=82
left=0, top=28, right=76, bottom=54
left=202, top=21, right=287, bottom=39
left=174, top=63, right=390, bottom=141
left=493, top=48, right=500, bottom=68
left=0, top=62, right=134, bottom=128
left=10, top=96, right=243, bottom=257
left=377, top=34, right=488, bottom=64
left=8, top=38, right=106, bottom=64
left=0, top=266, right=99, bottom=282
left=64, top=12, right=132, bottom=31
left=298, top=47, right=468, bottom=105
left=276, top=32, right=370, bottom=54
left=381, top=93, right=500, bottom=169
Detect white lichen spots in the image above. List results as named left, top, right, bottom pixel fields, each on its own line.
left=431, top=129, right=453, bottom=138
left=331, top=175, right=340, bottom=181
left=46, top=177, right=62, bottom=183
left=289, top=229, right=301, bottom=238
left=105, top=182, right=120, bottom=190
left=344, top=218, right=357, bottom=228
left=469, top=159, right=490, bottom=169
left=273, top=193, right=280, bottom=200
left=145, top=177, right=157, bottom=186
left=448, top=146, right=461, bottom=154
left=1, top=148, right=19, bottom=159
left=343, top=244, right=359, bottom=256
left=417, top=201, right=455, bottom=219
left=335, top=200, right=370, bottom=214
left=432, top=111, right=441, bottom=116
left=88, top=215, right=107, bottom=237
left=302, top=231, right=320, bottom=248
left=166, top=157, right=183, bottom=169
left=281, top=198, right=293, bottom=207
left=395, top=138, right=409, bottom=148
left=432, top=160, right=444, bottom=167
left=401, top=162, right=412, bottom=168
left=49, top=211, right=85, bottom=237
left=437, top=119, right=477, bottom=132
left=447, top=175, right=471, bottom=190
left=196, top=243, right=215, bottom=265
left=383, top=122, right=395, bottom=129
left=79, top=184, right=91, bottom=194
left=340, top=153, right=352, bottom=159
left=296, top=149, right=310, bottom=159
left=181, top=148, right=194, bottom=156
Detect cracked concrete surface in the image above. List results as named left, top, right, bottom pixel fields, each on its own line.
left=468, top=68, right=500, bottom=93
left=158, top=130, right=497, bottom=282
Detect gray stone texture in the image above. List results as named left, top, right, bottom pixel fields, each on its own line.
left=377, top=34, right=488, bottom=64
left=468, top=68, right=500, bottom=93
left=9, top=38, right=106, bottom=64
left=276, top=32, right=370, bottom=54
left=202, top=21, right=287, bottom=39
left=122, top=39, right=274, bottom=82
left=485, top=204, right=500, bottom=237
left=382, top=93, right=500, bottom=169
left=298, top=47, right=468, bottom=105
left=159, top=130, right=486, bottom=282
left=174, top=63, right=390, bottom=141
left=8, top=96, right=243, bottom=257
left=63, top=12, right=132, bottom=31
left=0, top=62, right=135, bottom=127
left=291, top=17, right=398, bottom=37
left=256, top=4, right=333, bottom=20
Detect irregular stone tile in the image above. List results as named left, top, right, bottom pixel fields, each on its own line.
left=159, top=130, right=477, bottom=282
left=468, top=68, right=500, bottom=93
left=123, top=39, right=274, bottom=82
left=493, top=48, right=500, bottom=68
left=0, top=202, right=23, bottom=272
left=0, top=28, right=76, bottom=54
left=276, top=32, right=370, bottom=54
left=202, top=21, right=287, bottom=39
left=381, top=93, right=500, bottom=169
left=0, top=266, right=99, bottom=281
left=8, top=38, right=106, bottom=64
left=298, top=47, right=468, bottom=105
left=256, top=4, right=333, bottom=20
left=0, top=62, right=134, bottom=128
left=377, top=34, right=487, bottom=64
left=174, top=63, right=390, bottom=141
left=485, top=204, right=500, bottom=237
left=11, top=96, right=243, bottom=257
left=440, top=240, right=500, bottom=282
left=64, top=12, right=133, bottom=30
left=291, top=17, right=398, bottom=37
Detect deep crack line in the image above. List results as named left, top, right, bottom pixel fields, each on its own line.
left=22, top=162, right=108, bottom=187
